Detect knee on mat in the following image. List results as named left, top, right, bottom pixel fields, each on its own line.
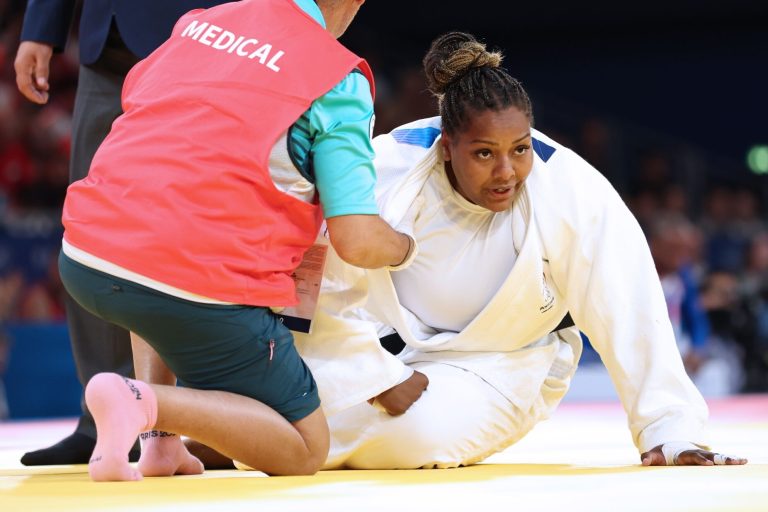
left=256, top=450, right=325, bottom=476
left=283, top=439, right=329, bottom=476
left=289, top=456, right=324, bottom=476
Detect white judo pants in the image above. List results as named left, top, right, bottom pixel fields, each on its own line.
left=234, top=337, right=577, bottom=471
left=322, top=359, right=571, bottom=470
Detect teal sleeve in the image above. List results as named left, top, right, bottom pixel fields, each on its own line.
left=307, top=71, right=379, bottom=218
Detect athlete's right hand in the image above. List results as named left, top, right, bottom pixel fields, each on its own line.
left=14, top=41, right=54, bottom=104
left=369, top=370, right=428, bottom=416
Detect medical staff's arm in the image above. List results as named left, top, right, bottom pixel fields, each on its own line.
left=310, top=71, right=422, bottom=270
left=326, top=214, right=414, bottom=269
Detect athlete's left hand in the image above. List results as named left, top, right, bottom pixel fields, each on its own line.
left=641, top=444, right=748, bottom=466
left=368, top=370, right=428, bottom=416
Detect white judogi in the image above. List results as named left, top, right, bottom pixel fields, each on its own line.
left=389, top=164, right=519, bottom=333
left=291, top=117, right=708, bottom=469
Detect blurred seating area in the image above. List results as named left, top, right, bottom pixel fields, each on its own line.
left=2, top=1, right=72, bottom=321
left=1, top=1, right=766, bottom=420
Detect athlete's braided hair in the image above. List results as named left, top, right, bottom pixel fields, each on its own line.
left=423, top=31, right=533, bottom=135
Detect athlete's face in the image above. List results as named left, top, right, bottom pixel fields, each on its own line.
left=441, top=106, right=533, bottom=212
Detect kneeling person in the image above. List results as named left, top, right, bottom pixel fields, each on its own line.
left=60, top=0, right=414, bottom=482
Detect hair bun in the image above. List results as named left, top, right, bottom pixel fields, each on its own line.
left=423, top=31, right=503, bottom=96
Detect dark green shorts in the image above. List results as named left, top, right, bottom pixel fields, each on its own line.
left=59, top=251, right=319, bottom=423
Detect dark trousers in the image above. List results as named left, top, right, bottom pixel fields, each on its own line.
left=59, top=253, right=320, bottom=423
left=66, top=64, right=132, bottom=438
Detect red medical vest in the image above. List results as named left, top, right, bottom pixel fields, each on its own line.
left=63, top=0, right=374, bottom=306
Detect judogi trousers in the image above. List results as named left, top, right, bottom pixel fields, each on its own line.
left=323, top=356, right=571, bottom=470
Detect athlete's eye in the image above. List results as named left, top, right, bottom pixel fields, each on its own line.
left=514, top=145, right=531, bottom=155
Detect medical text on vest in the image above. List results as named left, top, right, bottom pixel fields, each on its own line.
left=181, top=20, right=285, bottom=72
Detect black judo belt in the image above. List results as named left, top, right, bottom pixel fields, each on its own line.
left=379, top=312, right=575, bottom=356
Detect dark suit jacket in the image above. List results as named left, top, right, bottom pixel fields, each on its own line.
left=20, top=0, right=229, bottom=64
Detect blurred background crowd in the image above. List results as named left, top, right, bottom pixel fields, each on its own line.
left=1, top=0, right=767, bottom=418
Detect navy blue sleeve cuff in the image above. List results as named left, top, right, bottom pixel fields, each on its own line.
left=20, top=0, right=78, bottom=52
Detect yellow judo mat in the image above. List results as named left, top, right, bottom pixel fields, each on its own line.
left=1, top=395, right=766, bottom=512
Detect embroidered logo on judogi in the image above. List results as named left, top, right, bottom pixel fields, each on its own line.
left=539, top=272, right=554, bottom=313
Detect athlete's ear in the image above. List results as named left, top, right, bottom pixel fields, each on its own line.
left=441, top=131, right=452, bottom=161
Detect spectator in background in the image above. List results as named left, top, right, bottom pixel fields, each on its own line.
left=660, top=183, right=690, bottom=217
left=0, top=269, right=24, bottom=420
left=737, top=232, right=768, bottom=391
left=14, top=106, right=70, bottom=211
left=626, top=150, right=681, bottom=233
left=0, top=83, right=36, bottom=205
left=697, top=271, right=748, bottom=395
left=371, top=66, right=437, bottom=135
left=649, top=214, right=744, bottom=396
left=630, top=149, right=674, bottom=199
left=700, top=185, right=749, bottom=273
left=0, top=330, right=9, bottom=420
left=15, top=247, right=66, bottom=322
left=0, top=269, right=24, bottom=325
left=578, top=117, right=626, bottom=192
left=731, top=188, right=764, bottom=243
left=13, top=0, right=237, bottom=466
left=648, top=215, right=710, bottom=376
left=741, top=232, right=768, bottom=297
left=627, top=188, right=661, bottom=233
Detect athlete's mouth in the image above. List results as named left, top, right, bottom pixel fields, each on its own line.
left=489, top=184, right=515, bottom=195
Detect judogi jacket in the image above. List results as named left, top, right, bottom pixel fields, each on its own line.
left=296, top=117, right=709, bottom=454
left=62, top=0, right=374, bottom=307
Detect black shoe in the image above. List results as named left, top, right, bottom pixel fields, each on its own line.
left=20, top=432, right=141, bottom=465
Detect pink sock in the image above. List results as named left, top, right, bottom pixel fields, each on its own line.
left=85, top=373, right=157, bottom=482
left=138, top=431, right=204, bottom=477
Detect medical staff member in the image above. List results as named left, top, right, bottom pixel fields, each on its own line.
left=15, top=0, right=235, bottom=467
left=58, top=0, right=415, bottom=482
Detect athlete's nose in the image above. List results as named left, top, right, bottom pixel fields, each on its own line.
left=493, top=156, right=516, bottom=181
